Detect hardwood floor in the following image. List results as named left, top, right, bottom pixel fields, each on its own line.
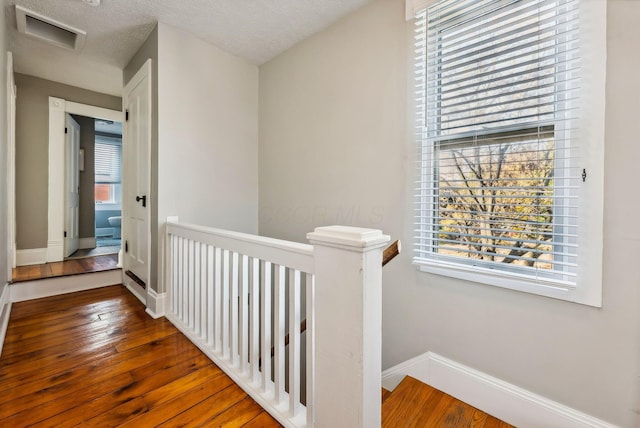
left=2, top=282, right=513, bottom=427
left=0, top=285, right=281, bottom=427
left=11, top=254, right=119, bottom=283
left=382, top=377, right=514, bottom=427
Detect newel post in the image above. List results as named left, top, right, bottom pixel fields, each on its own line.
left=307, top=225, right=390, bottom=428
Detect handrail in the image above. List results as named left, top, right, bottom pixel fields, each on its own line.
left=382, top=240, right=401, bottom=267
left=166, top=221, right=315, bottom=273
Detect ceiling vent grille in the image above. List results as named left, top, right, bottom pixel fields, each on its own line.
left=15, top=5, right=86, bottom=50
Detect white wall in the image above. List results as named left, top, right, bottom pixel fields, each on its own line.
left=157, top=22, right=259, bottom=291
left=258, top=0, right=640, bottom=426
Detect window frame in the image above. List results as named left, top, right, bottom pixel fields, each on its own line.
left=411, top=0, right=607, bottom=307
left=94, top=134, right=122, bottom=207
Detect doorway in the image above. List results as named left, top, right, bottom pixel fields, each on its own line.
left=47, top=98, right=123, bottom=263
left=63, top=114, right=123, bottom=260
left=93, top=118, right=123, bottom=250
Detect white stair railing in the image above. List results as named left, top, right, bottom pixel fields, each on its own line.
left=165, top=219, right=389, bottom=428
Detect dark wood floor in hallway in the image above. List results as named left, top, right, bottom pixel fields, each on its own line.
left=11, top=254, right=119, bottom=283
left=0, top=285, right=281, bottom=427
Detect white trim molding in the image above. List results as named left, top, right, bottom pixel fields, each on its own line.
left=9, top=269, right=122, bottom=302
left=0, top=285, right=12, bottom=355
left=145, top=289, right=165, bottom=319
left=7, top=51, right=16, bottom=280
left=47, top=97, right=66, bottom=262
left=47, top=240, right=64, bottom=262
left=382, top=352, right=619, bottom=428
left=16, top=248, right=48, bottom=266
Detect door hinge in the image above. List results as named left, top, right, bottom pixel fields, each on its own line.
left=125, top=110, right=129, bottom=122
left=582, top=168, right=587, bottom=182
left=125, top=240, right=129, bottom=253
left=65, top=127, right=68, bottom=134
left=64, top=231, right=67, bottom=237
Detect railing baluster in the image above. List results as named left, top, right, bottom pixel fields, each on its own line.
left=171, top=234, right=178, bottom=314
left=222, top=249, right=230, bottom=359
left=180, top=236, right=187, bottom=322
left=186, top=239, right=193, bottom=329
left=250, top=257, right=260, bottom=383
left=207, top=245, right=215, bottom=347
left=289, top=269, right=301, bottom=417
left=214, top=247, right=222, bottom=352
left=231, top=252, right=239, bottom=366
left=306, top=272, right=315, bottom=428
left=274, top=264, right=286, bottom=405
left=240, top=254, right=249, bottom=374
left=261, top=260, right=272, bottom=392
left=193, top=240, right=200, bottom=334
left=199, top=242, right=207, bottom=339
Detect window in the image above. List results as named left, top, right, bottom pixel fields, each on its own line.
left=411, top=0, right=606, bottom=306
left=94, top=136, right=122, bottom=204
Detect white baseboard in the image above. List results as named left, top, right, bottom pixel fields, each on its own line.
left=0, top=284, right=12, bottom=355
left=10, top=270, right=122, bottom=302
left=123, top=274, right=147, bottom=305
left=145, top=289, right=165, bottom=319
left=382, top=351, right=618, bottom=428
left=79, top=237, right=96, bottom=249
left=46, top=240, right=64, bottom=262
left=16, top=248, right=47, bottom=266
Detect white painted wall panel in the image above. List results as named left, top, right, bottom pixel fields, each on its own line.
left=157, top=22, right=259, bottom=291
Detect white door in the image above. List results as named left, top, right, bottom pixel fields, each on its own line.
left=123, top=60, right=151, bottom=288
left=64, top=114, right=80, bottom=257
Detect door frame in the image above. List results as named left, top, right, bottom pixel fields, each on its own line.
left=47, top=98, right=123, bottom=262
left=6, top=52, right=16, bottom=280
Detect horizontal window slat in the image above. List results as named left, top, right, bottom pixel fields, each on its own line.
left=415, top=243, right=578, bottom=267
left=415, top=217, right=578, bottom=229
left=432, top=82, right=573, bottom=114
left=426, top=68, right=579, bottom=103
left=430, top=16, right=577, bottom=62
left=431, top=230, right=578, bottom=247
left=429, top=0, right=577, bottom=46
left=427, top=65, right=580, bottom=104
left=426, top=207, right=577, bottom=218
left=430, top=111, right=578, bottom=136
left=429, top=12, right=578, bottom=65
left=432, top=19, right=577, bottom=75
left=417, top=0, right=581, bottom=283
left=414, top=223, right=578, bottom=238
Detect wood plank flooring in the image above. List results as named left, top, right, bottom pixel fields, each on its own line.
left=0, top=285, right=281, bottom=427
left=11, top=254, right=119, bottom=283
left=382, top=376, right=514, bottom=427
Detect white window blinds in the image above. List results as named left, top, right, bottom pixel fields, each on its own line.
left=95, top=138, right=122, bottom=184
left=413, top=0, right=605, bottom=300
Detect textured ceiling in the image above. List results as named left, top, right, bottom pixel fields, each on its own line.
left=4, top=0, right=375, bottom=95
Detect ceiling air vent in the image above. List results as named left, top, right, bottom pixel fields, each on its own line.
left=15, top=5, right=86, bottom=50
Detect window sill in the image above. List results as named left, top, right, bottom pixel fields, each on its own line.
left=414, top=259, right=601, bottom=308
